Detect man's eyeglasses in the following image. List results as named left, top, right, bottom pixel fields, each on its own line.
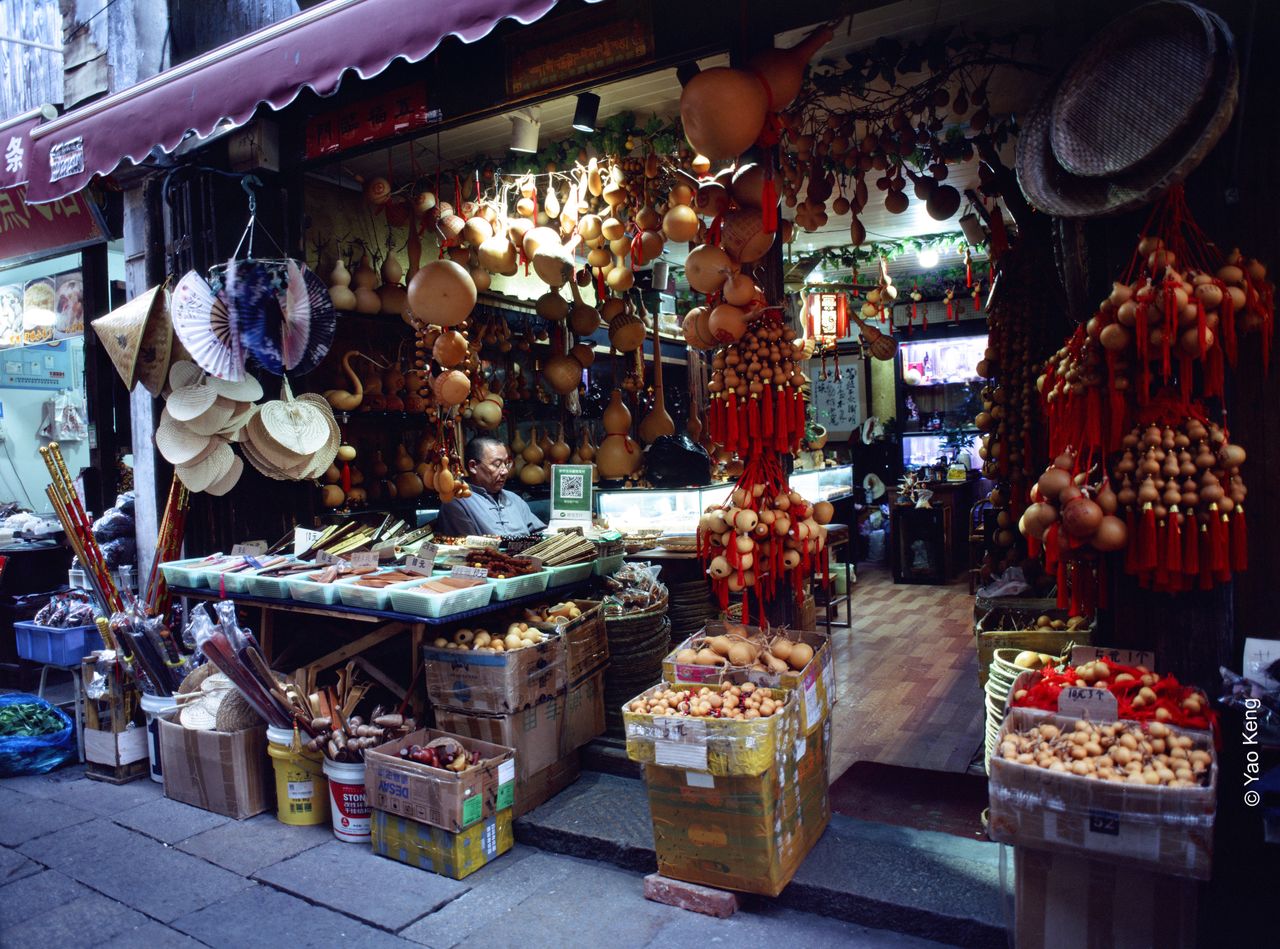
left=482, top=457, right=514, bottom=471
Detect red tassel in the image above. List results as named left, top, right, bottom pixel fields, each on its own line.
left=1231, top=506, right=1248, bottom=571
left=726, top=392, right=739, bottom=451
left=1166, top=511, right=1183, bottom=575
left=1182, top=513, right=1199, bottom=577
left=761, top=384, right=775, bottom=439
left=1137, top=506, right=1158, bottom=572
left=1211, top=506, right=1230, bottom=579
left=1044, top=524, right=1060, bottom=571
left=1198, top=521, right=1213, bottom=589
left=748, top=397, right=762, bottom=439
left=791, top=389, right=805, bottom=451
left=1153, top=520, right=1170, bottom=590
left=761, top=177, right=778, bottom=234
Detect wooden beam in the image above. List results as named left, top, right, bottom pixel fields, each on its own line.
left=301, top=621, right=408, bottom=679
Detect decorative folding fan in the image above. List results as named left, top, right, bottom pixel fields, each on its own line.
left=170, top=272, right=244, bottom=382
left=226, top=259, right=287, bottom=376
left=290, top=266, right=336, bottom=376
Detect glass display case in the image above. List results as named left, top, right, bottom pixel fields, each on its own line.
left=595, top=465, right=855, bottom=533
left=896, top=334, right=985, bottom=471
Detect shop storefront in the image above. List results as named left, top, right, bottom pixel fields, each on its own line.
left=1, top=0, right=1276, bottom=943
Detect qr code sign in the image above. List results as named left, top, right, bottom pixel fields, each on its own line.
left=560, top=474, right=585, bottom=500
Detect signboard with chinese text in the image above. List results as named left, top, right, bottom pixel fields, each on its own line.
left=0, top=186, right=104, bottom=264
left=305, top=85, right=438, bottom=159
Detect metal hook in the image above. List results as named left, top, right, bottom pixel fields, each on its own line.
left=240, top=174, right=263, bottom=215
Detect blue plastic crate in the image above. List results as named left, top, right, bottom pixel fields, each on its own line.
left=14, top=622, right=103, bottom=667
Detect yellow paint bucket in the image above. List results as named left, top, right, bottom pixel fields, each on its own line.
left=266, top=726, right=330, bottom=826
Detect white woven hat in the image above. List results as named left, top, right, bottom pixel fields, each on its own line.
left=182, top=395, right=236, bottom=437
left=167, top=382, right=219, bottom=422
left=205, top=454, right=245, bottom=496
left=155, top=413, right=212, bottom=465
left=177, top=440, right=235, bottom=492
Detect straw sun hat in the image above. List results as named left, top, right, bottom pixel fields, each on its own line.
left=1016, top=2, right=1239, bottom=218
left=91, top=284, right=172, bottom=394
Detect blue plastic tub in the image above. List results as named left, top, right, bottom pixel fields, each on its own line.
left=14, top=622, right=103, bottom=667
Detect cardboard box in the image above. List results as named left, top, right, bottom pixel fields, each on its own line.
left=530, top=600, right=608, bottom=683
left=661, top=625, right=836, bottom=735
left=363, top=728, right=515, bottom=833
left=796, top=716, right=832, bottom=852
left=156, top=713, right=271, bottom=820
left=974, top=606, right=1093, bottom=688
left=370, top=808, right=513, bottom=880
left=422, top=635, right=564, bottom=714
left=434, top=670, right=605, bottom=786
left=513, top=751, right=581, bottom=818
left=1014, top=847, right=1199, bottom=949
left=642, top=707, right=816, bottom=897
left=623, top=683, right=792, bottom=777
left=988, top=708, right=1217, bottom=880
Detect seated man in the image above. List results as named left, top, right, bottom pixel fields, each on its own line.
left=433, top=435, right=546, bottom=538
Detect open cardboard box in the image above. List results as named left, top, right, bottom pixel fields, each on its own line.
left=988, top=706, right=1217, bottom=880
left=364, top=728, right=515, bottom=833
left=527, top=600, right=608, bottom=683
left=156, top=713, right=271, bottom=820
left=661, top=623, right=835, bottom=735
left=422, top=633, right=564, bottom=714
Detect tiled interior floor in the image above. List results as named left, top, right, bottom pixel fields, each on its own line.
left=827, top=564, right=984, bottom=781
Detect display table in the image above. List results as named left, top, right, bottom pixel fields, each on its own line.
left=170, top=579, right=590, bottom=707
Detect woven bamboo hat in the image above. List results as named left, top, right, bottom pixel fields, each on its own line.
left=1017, top=3, right=1239, bottom=218
left=91, top=285, right=169, bottom=390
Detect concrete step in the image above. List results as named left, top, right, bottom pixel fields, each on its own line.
left=514, top=770, right=1009, bottom=949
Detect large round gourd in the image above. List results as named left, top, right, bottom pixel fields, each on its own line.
left=680, top=68, right=768, bottom=160
left=720, top=209, right=775, bottom=264
left=596, top=433, right=642, bottom=479
left=684, top=244, right=733, bottom=294
left=544, top=353, right=582, bottom=395
left=407, top=260, right=476, bottom=327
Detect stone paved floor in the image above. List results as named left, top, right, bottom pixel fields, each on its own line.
left=1, top=766, right=950, bottom=948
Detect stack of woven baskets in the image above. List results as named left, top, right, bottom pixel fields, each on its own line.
left=602, top=593, right=671, bottom=736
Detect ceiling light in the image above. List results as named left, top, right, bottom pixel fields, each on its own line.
left=572, top=92, right=600, bottom=133
left=809, top=269, right=824, bottom=284
left=917, top=248, right=940, bottom=269
left=509, top=107, right=541, bottom=153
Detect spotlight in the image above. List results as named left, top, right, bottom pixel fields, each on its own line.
left=917, top=248, right=940, bottom=269
left=809, top=269, right=824, bottom=284
left=572, top=92, right=600, bottom=133
left=509, top=108, right=541, bottom=153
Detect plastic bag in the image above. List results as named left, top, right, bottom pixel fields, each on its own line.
left=91, top=508, right=134, bottom=543
left=0, top=693, right=75, bottom=776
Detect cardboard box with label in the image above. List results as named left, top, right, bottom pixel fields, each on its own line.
left=156, top=713, right=271, bottom=820
left=623, top=683, right=791, bottom=777
left=529, top=600, right=608, bottom=683
left=513, top=752, right=582, bottom=818
left=988, top=707, right=1217, bottom=880
left=370, top=808, right=513, bottom=880
left=661, top=626, right=835, bottom=735
left=422, top=636, right=564, bottom=714
left=363, top=728, right=515, bottom=833
left=1015, top=847, right=1199, bottom=949
left=433, top=670, right=604, bottom=815
left=643, top=710, right=821, bottom=897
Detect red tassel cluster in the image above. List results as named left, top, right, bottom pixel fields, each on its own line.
left=706, top=386, right=806, bottom=457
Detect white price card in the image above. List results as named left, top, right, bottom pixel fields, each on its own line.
left=315, top=550, right=346, bottom=565
left=404, top=552, right=437, bottom=576
left=451, top=565, right=489, bottom=579
left=231, top=541, right=268, bottom=556
left=656, top=740, right=708, bottom=771
left=464, top=535, right=501, bottom=549
left=294, top=528, right=322, bottom=556
left=1058, top=687, right=1119, bottom=720
left=350, top=552, right=380, bottom=569
left=1070, top=646, right=1156, bottom=669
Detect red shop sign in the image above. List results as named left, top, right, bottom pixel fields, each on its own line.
left=0, top=185, right=104, bottom=263
left=305, top=85, right=438, bottom=159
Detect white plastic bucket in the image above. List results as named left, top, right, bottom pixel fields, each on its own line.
left=139, top=692, right=179, bottom=783
left=322, top=757, right=370, bottom=843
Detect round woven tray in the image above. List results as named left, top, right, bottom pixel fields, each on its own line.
left=1050, top=1, right=1217, bottom=178
left=1017, top=8, right=1238, bottom=218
